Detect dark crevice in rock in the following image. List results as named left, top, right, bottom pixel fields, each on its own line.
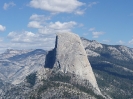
left=55, top=35, right=58, bottom=49
left=57, top=61, right=61, bottom=69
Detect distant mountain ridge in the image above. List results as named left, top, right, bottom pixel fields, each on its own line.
left=0, top=49, right=46, bottom=84
left=81, top=37, right=133, bottom=61
left=81, top=37, right=133, bottom=99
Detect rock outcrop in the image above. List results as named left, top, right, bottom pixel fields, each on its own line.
left=45, top=32, right=101, bottom=93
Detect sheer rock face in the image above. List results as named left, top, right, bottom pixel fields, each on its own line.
left=52, top=32, right=100, bottom=93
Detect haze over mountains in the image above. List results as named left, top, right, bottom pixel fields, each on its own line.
left=0, top=33, right=133, bottom=99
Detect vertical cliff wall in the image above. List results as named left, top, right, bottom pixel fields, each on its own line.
left=45, top=32, right=101, bottom=93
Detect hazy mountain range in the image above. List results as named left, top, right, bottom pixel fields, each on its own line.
left=0, top=33, right=133, bottom=99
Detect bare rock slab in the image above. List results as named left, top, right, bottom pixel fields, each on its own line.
left=45, top=32, right=101, bottom=93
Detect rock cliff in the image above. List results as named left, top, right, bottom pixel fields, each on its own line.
left=45, top=32, right=101, bottom=93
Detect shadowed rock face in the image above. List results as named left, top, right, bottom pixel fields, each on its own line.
left=45, top=32, right=101, bottom=93
left=44, top=48, right=56, bottom=69
left=44, top=36, right=58, bottom=69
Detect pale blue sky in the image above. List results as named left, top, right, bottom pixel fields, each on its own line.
left=0, top=0, right=133, bottom=53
